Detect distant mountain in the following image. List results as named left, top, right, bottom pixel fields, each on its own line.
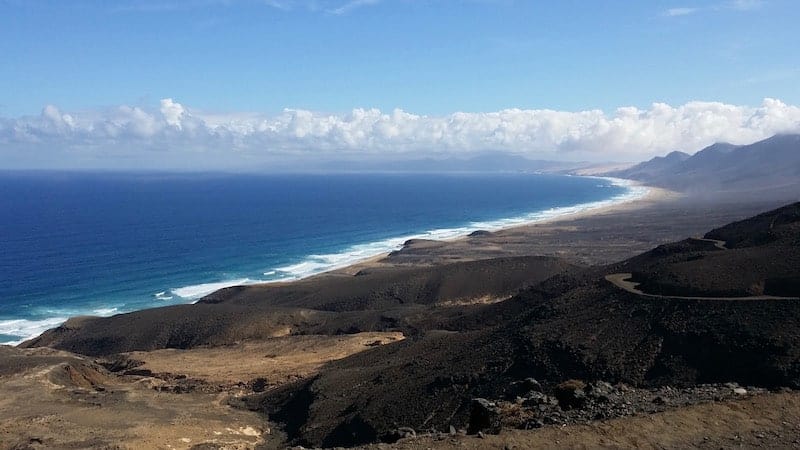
left=609, top=150, right=690, bottom=180
left=606, top=134, right=800, bottom=199
left=273, top=153, right=594, bottom=173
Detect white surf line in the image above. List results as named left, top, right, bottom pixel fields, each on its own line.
left=254, top=176, right=653, bottom=283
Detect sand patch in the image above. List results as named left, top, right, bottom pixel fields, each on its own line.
left=0, top=348, right=269, bottom=449
left=437, top=295, right=511, bottom=307
left=125, top=331, right=405, bottom=387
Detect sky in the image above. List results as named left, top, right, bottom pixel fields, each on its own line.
left=1, top=0, right=799, bottom=170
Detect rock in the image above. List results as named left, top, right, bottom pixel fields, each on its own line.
left=542, top=416, right=561, bottom=425
left=251, top=377, right=268, bottom=393
left=652, top=396, right=666, bottom=405
left=521, top=391, right=550, bottom=407
left=98, top=356, right=144, bottom=373
left=382, top=427, right=416, bottom=443
left=397, top=427, right=416, bottom=438
left=586, top=381, right=614, bottom=402
left=554, top=379, right=587, bottom=409
left=506, top=377, right=543, bottom=400
left=122, top=368, right=153, bottom=377
left=522, top=378, right=542, bottom=392
left=527, top=419, right=544, bottom=429
left=449, top=425, right=456, bottom=435
left=733, top=387, right=748, bottom=395
left=467, top=398, right=502, bottom=435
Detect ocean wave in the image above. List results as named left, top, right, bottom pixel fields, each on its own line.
left=154, top=291, right=173, bottom=301
left=0, top=317, right=68, bottom=346
left=171, top=278, right=254, bottom=301
left=92, top=307, right=119, bottom=316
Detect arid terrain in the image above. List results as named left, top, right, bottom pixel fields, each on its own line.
left=2, top=194, right=799, bottom=449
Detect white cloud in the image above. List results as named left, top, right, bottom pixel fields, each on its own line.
left=256, top=0, right=382, bottom=13
left=109, top=0, right=384, bottom=14
left=664, top=1, right=766, bottom=17
left=665, top=7, right=697, bottom=16
left=2, top=98, right=799, bottom=169
left=328, top=0, right=382, bottom=15
left=729, top=0, right=764, bottom=11
left=160, top=98, right=185, bottom=129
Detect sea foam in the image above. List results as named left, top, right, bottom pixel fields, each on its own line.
left=0, top=317, right=68, bottom=346
left=154, top=291, right=174, bottom=301
left=92, top=307, right=119, bottom=316
left=171, top=278, right=254, bottom=301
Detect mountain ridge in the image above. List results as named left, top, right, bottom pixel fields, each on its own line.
left=605, top=134, right=800, bottom=199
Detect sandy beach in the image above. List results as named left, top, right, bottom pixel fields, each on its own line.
left=327, top=181, right=680, bottom=276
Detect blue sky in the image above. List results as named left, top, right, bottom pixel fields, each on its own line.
left=1, top=0, right=799, bottom=169
left=2, top=0, right=798, bottom=116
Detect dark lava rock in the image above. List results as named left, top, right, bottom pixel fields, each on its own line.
left=520, top=391, right=554, bottom=407
left=586, top=381, right=615, bottom=403
left=251, top=377, right=269, bottom=393
left=122, top=368, right=153, bottom=377
left=98, top=356, right=144, bottom=373
left=506, top=377, right=543, bottom=399
left=381, top=427, right=416, bottom=443
left=554, top=379, right=588, bottom=409
left=467, top=398, right=502, bottom=435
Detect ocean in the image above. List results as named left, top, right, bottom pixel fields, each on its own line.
left=0, top=171, right=645, bottom=345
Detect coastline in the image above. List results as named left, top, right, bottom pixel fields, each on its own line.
left=331, top=179, right=678, bottom=275
left=136, top=176, right=666, bottom=295
left=169, top=177, right=671, bottom=286
left=1, top=177, right=674, bottom=347
left=266, top=177, right=673, bottom=277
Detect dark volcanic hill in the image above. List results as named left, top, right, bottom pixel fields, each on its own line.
left=22, top=256, right=575, bottom=355
left=20, top=202, right=800, bottom=448
left=246, top=202, right=800, bottom=447
left=619, top=202, right=800, bottom=297
left=606, top=134, right=800, bottom=199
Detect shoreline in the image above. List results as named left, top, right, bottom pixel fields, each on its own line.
left=331, top=179, right=678, bottom=275
left=2, top=177, right=675, bottom=347
left=183, top=177, right=672, bottom=284
left=159, top=176, right=667, bottom=293
left=262, top=177, right=675, bottom=279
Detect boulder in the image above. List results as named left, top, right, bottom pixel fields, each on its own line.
left=467, top=398, right=502, bottom=434
left=554, top=379, right=587, bottom=409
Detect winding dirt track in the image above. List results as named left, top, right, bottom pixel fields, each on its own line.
left=605, top=237, right=797, bottom=300
left=692, top=237, right=727, bottom=250
left=605, top=273, right=798, bottom=301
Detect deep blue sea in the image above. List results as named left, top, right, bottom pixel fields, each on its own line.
left=0, top=172, right=643, bottom=345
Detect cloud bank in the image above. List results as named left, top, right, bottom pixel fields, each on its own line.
left=2, top=98, right=799, bottom=170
